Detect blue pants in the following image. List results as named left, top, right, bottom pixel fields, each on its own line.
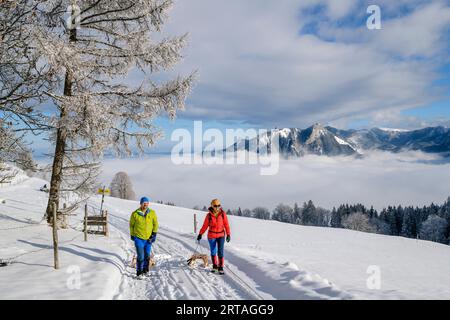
left=208, top=237, right=225, bottom=258
left=134, top=237, right=153, bottom=272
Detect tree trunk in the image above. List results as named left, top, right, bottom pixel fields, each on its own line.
left=45, top=114, right=68, bottom=223
left=45, top=27, right=76, bottom=223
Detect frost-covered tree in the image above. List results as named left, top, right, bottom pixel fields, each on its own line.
left=330, top=207, right=341, bottom=227
left=293, top=203, right=302, bottom=224
left=0, top=123, right=17, bottom=184
left=0, top=164, right=16, bottom=184
left=370, top=217, right=390, bottom=235
left=368, top=206, right=377, bottom=219
left=316, top=207, right=331, bottom=227
left=301, top=200, right=316, bottom=226
left=342, top=212, right=375, bottom=233
left=0, top=118, right=36, bottom=182
left=401, top=207, right=417, bottom=238
left=384, top=206, right=398, bottom=236
left=0, top=0, right=50, bottom=125
left=252, top=207, right=270, bottom=220
left=242, top=208, right=252, bottom=218
left=271, top=203, right=293, bottom=223
left=440, top=197, right=450, bottom=241
left=110, top=171, right=136, bottom=200
left=1, top=1, right=47, bottom=184
left=419, top=215, right=448, bottom=244
left=14, top=0, right=196, bottom=222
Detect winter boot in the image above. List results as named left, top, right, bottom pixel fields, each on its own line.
left=136, top=270, right=143, bottom=278
left=218, top=257, right=225, bottom=275
left=211, top=255, right=218, bottom=273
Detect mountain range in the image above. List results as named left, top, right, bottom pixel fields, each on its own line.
left=223, top=123, right=450, bottom=158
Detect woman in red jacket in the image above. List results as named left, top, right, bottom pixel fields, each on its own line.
left=197, top=199, right=231, bottom=275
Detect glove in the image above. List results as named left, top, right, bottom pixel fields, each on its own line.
left=148, top=232, right=157, bottom=243
left=226, top=235, right=231, bottom=243
left=197, top=234, right=202, bottom=241
left=131, top=235, right=135, bottom=241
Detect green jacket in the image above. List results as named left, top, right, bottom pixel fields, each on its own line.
left=130, top=208, right=158, bottom=240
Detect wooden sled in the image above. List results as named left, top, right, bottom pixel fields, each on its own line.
left=130, top=253, right=156, bottom=268
left=187, top=253, right=209, bottom=268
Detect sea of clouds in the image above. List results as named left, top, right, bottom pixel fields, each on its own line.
left=100, top=150, right=450, bottom=211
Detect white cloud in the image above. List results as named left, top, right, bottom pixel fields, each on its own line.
left=159, top=0, right=450, bottom=128
left=100, top=152, right=450, bottom=212
left=325, top=0, right=358, bottom=19
left=373, top=2, right=450, bottom=58
left=320, top=1, right=450, bottom=58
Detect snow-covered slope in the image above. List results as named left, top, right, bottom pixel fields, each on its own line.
left=1, top=174, right=450, bottom=299
left=0, top=176, right=126, bottom=299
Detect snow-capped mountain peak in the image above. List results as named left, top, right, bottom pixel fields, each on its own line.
left=223, top=125, right=449, bottom=158
left=224, top=125, right=358, bottom=157
left=306, top=123, right=327, bottom=145
left=379, top=128, right=411, bottom=133
left=277, top=128, right=292, bottom=138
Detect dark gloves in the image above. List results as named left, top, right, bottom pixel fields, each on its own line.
left=197, top=234, right=202, bottom=241
left=131, top=235, right=135, bottom=241
left=226, top=235, right=231, bottom=243
left=149, top=232, right=157, bottom=243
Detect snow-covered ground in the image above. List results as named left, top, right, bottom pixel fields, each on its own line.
left=1, top=171, right=450, bottom=300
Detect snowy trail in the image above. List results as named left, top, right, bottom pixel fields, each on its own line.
left=106, top=210, right=256, bottom=300
left=154, top=226, right=350, bottom=300
left=104, top=203, right=351, bottom=300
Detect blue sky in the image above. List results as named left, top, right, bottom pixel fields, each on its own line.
left=26, top=0, right=450, bottom=156
left=161, top=0, right=450, bottom=126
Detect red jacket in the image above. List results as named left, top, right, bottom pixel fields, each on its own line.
left=199, top=207, right=231, bottom=239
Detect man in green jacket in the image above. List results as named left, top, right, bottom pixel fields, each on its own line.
left=130, top=196, right=158, bottom=277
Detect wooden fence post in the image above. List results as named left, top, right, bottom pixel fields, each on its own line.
left=194, top=213, right=197, bottom=234
left=105, top=210, right=109, bottom=237
left=52, top=203, right=59, bottom=269
left=84, top=204, right=88, bottom=242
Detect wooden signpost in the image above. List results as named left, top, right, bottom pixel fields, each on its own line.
left=97, top=186, right=110, bottom=216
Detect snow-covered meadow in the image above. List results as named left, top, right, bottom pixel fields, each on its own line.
left=1, top=168, right=450, bottom=300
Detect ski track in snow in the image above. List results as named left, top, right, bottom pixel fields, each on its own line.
left=107, top=211, right=254, bottom=300
left=105, top=205, right=351, bottom=300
